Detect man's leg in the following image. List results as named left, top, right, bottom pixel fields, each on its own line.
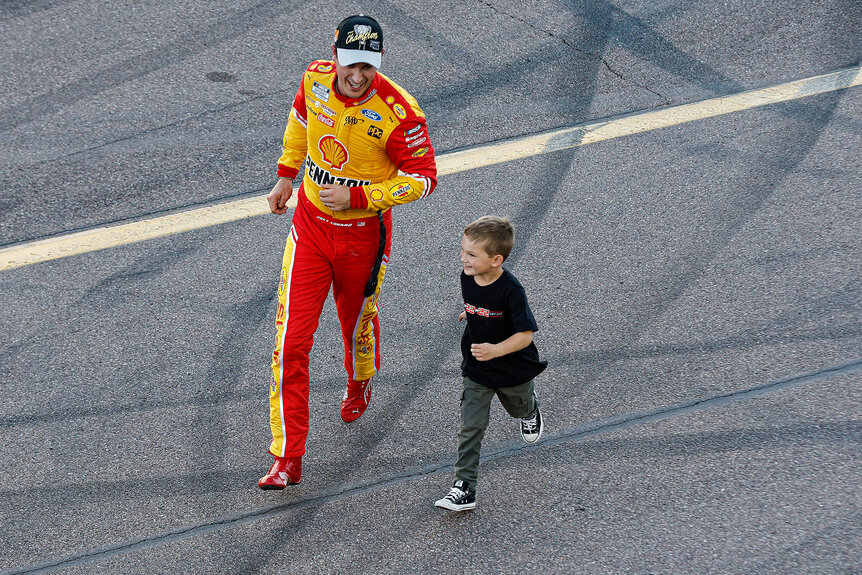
left=268, top=225, right=332, bottom=459
left=333, top=258, right=385, bottom=385
left=331, top=220, right=390, bottom=422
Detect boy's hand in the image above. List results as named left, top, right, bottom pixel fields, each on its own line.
left=470, top=343, right=498, bottom=361
left=458, top=311, right=466, bottom=322
left=470, top=332, right=532, bottom=362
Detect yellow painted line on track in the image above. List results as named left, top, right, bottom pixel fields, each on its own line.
left=2, top=65, right=860, bottom=272
left=438, top=65, right=862, bottom=175
left=0, top=197, right=272, bottom=271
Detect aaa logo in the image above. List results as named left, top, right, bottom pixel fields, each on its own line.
left=318, top=135, right=349, bottom=170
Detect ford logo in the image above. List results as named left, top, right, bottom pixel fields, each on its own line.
left=361, top=109, right=382, bottom=122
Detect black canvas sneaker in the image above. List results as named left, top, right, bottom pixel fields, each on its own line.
left=520, top=395, right=544, bottom=444
left=434, top=480, right=476, bottom=511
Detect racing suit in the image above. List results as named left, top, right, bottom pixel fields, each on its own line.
left=268, top=60, right=437, bottom=458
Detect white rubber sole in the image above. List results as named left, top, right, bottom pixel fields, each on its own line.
left=434, top=498, right=476, bottom=511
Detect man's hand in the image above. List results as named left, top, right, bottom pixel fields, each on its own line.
left=267, top=177, right=294, bottom=214
left=458, top=311, right=466, bottom=322
left=319, top=183, right=351, bottom=211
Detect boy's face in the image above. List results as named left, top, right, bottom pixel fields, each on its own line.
left=460, top=235, right=503, bottom=278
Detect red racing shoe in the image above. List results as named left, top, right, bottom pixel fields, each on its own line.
left=340, top=378, right=372, bottom=422
left=257, top=456, right=302, bottom=490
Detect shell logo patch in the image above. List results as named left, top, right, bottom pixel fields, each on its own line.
left=318, top=135, right=349, bottom=170
left=370, top=187, right=385, bottom=201
left=386, top=96, right=395, bottom=104
left=393, top=104, right=407, bottom=119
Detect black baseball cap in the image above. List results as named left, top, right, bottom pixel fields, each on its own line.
left=334, top=14, right=383, bottom=68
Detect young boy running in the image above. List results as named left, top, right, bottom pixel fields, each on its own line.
left=435, top=215, right=547, bottom=512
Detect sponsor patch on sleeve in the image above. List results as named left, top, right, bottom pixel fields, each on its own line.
left=389, top=182, right=413, bottom=198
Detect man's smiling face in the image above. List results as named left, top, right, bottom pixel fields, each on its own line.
left=332, top=46, right=377, bottom=98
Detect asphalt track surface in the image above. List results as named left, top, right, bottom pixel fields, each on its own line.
left=1, top=1, right=860, bottom=574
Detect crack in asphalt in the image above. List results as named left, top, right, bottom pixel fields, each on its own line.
left=4, top=357, right=860, bottom=575
left=477, top=0, right=671, bottom=104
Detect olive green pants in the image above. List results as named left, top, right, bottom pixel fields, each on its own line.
left=455, top=376, right=538, bottom=490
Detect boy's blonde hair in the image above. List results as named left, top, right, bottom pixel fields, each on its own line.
left=464, top=216, right=515, bottom=261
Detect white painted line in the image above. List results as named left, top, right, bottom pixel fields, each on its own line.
left=2, top=65, right=860, bottom=271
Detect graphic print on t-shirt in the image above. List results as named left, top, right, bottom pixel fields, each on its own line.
left=464, top=303, right=502, bottom=318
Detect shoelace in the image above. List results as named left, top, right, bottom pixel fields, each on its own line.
left=521, top=416, right=538, bottom=432
left=446, top=487, right=467, bottom=501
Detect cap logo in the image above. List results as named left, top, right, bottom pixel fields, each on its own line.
left=346, top=25, right=378, bottom=49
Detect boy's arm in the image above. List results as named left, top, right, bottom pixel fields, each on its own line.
left=470, top=331, right=533, bottom=362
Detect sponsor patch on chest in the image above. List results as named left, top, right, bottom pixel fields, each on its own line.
left=316, top=113, right=334, bottom=127
left=312, top=81, right=330, bottom=101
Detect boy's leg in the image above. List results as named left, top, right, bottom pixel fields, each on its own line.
left=498, top=380, right=544, bottom=444
left=454, top=377, right=495, bottom=490
left=496, top=379, right=538, bottom=419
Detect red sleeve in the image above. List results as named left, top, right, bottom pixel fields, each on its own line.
left=276, top=76, right=309, bottom=179
left=349, top=187, right=369, bottom=209
left=291, top=75, right=308, bottom=124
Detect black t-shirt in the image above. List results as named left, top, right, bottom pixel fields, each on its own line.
left=460, top=269, right=547, bottom=388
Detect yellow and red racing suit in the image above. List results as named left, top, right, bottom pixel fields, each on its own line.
left=268, top=60, right=437, bottom=458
